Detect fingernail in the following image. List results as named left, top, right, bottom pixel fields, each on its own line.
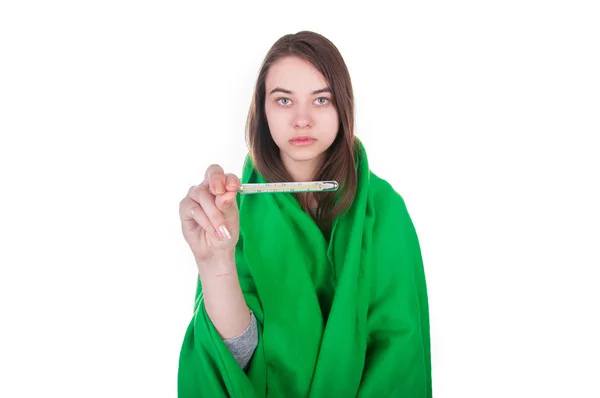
left=219, top=224, right=231, bottom=240
left=215, top=181, right=225, bottom=194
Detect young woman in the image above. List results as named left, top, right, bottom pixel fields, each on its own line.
left=177, top=31, right=431, bottom=397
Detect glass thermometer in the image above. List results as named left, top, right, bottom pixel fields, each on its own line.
left=239, top=181, right=339, bottom=194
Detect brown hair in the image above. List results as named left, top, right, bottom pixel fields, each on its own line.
left=245, top=30, right=358, bottom=230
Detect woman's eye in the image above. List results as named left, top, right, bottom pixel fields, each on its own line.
left=276, top=97, right=330, bottom=106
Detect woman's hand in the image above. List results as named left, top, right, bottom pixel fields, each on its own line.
left=179, top=164, right=241, bottom=263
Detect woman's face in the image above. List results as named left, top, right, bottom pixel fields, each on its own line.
left=264, top=56, right=339, bottom=180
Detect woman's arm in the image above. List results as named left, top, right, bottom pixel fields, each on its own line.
left=178, top=247, right=263, bottom=396
left=223, top=311, right=258, bottom=369
left=197, top=251, right=259, bottom=369
left=197, top=251, right=251, bottom=340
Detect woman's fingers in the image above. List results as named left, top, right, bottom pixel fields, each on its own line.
left=213, top=173, right=240, bottom=214
left=214, top=190, right=238, bottom=214
left=189, top=184, right=232, bottom=240
left=179, top=190, right=198, bottom=227
left=188, top=201, right=218, bottom=238
left=180, top=166, right=240, bottom=243
left=206, top=164, right=227, bottom=195
left=179, top=190, right=216, bottom=235
left=225, top=173, right=241, bottom=192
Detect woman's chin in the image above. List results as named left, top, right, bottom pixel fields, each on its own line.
left=280, top=147, right=327, bottom=165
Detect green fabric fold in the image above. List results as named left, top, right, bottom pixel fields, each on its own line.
left=178, top=139, right=432, bottom=397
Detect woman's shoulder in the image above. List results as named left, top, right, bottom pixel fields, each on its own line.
left=363, top=170, right=419, bottom=235
left=366, top=171, right=408, bottom=212
left=364, top=170, right=421, bottom=259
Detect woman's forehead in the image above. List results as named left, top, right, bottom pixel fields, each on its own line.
left=266, top=56, right=328, bottom=94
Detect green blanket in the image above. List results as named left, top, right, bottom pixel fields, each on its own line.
left=178, top=139, right=431, bottom=397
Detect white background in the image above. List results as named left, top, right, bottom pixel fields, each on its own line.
left=1, top=1, right=599, bottom=397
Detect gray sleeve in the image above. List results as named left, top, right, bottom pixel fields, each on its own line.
left=223, top=311, right=258, bottom=370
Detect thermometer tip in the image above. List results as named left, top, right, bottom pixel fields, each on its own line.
left=322, top=181, right=339, bottom=191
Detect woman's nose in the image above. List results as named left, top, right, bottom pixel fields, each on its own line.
left=293, top=107, right=313, bottom=128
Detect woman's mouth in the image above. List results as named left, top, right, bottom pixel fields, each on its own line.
left=290, top=137, right=316, bottom=146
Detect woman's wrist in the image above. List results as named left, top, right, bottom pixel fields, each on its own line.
left=196, top=249, right=237, bottom=279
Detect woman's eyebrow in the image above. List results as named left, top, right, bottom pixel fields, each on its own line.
left=268, top=87, right=332, bottom=95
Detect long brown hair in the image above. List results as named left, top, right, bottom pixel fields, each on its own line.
left=245, top=31, right=358, bottom=228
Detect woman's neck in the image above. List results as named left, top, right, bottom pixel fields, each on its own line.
left=281, top=152, right=323, bottom=182
left=280, top=152, right=322, bottom=211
